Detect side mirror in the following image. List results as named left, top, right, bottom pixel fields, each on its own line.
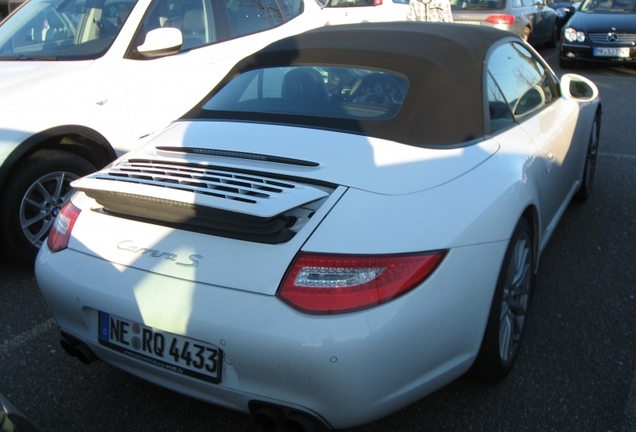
left=137, top=27, right=183, bottom=58
left=560, top=73, right=599, bottom=102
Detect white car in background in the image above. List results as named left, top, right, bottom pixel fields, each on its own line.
left=0, top=0, right=325, bottom=263
left=320, top=0, right=409, bottom=25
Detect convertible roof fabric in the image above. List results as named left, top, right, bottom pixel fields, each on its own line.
left=188, top=22, right=517, bottom=147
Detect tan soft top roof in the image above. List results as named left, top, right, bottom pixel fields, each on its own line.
left=188, top=22, right=518, bottom=147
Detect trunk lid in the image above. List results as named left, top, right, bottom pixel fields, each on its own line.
left=68, top=120, right=497, bottom=295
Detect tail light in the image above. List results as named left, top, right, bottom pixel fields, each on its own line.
left=47, top=201, right=81, bottom=252
left=277, top=251, right=446, bottom=314
left=373, top=0, right=383, bottom=5
left=486, top=15, right=515, bottom=25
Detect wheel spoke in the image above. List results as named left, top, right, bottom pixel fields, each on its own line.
left=35, top=178, right=57, bottom=205
left=23, top=195, right=49, bottom=212
left=60, top=185, right=76, bottom=202
left=26, top=221, right=53, bottom=245
left=510, top=263, right=531, bottom=297
left=506, top=298, right=527, bottom=317
left=499, top=312, right=513, bottom=360
left=21, top=210, right=48, bottom=229
left=51, top=172, right=68, bottom=202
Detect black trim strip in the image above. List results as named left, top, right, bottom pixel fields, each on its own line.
left=155, top=147, right=319, bottom=167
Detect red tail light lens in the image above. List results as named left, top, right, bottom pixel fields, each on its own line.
left=47, top=201, right=81, bottom=252
left=277, top=251, right=446, bottom=314
left=373, top=0, right=383, bottom=5
left=486, top=15, right=515, bottom=25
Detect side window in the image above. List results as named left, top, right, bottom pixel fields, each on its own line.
left=487, top=73, right=514, bottom=133
left=141, top=0, right=216, bottom=51
left=277, top=0, right=304, bottom=20
left=487, top=42, right=558, bottom=119
left=511, top=0, right=521, bottom=7
left=226, top=0, right=270, bottom=37
left=226, top=0, right=302, bottom=38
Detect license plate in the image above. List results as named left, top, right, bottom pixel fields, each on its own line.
left=98, top=311, right=222, bottom=384
left=594, top=47, right=630, bottom=57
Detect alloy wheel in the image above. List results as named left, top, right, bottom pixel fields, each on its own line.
left=19, top=171, right=80, bottom=248
left=498, top=232, right=532, bottom=364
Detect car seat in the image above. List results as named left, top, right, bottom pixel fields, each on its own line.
left=281, top=68, right=329, bottom=103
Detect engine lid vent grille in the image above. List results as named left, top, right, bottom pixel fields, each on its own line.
left=72, top=159, right=328, bottom=219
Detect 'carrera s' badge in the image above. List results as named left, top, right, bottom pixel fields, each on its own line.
left=117, top=240, right=203, bottom=267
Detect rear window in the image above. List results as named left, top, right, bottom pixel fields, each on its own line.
left=203, top=66, right=409, bottom=121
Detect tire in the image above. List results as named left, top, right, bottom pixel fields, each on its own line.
left=573, top=111, right=601, bottom=203
left=522, top=27, right=531, bottom=42
left=0, top=150, right=96, bottom=264
left=471, top=218, right=535, bottom=382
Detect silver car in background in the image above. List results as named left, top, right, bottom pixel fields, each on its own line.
left=451, top=0, right=558, bottom=46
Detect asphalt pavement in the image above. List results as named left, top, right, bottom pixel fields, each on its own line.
left=1, top=46, right=635, bottom=432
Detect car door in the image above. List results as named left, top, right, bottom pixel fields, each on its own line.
left=534, top=0, right=554, bottom=40
left=519, top=0, right=538, bottom=37
left=488, top=41, right=581, bottom=235
left=527, top=0, right=553, bottom=41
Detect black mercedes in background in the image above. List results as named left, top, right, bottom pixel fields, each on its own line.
left=560, top=0, right=636, bottom=68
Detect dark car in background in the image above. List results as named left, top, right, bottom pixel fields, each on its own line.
left=548, top=0, right=578, bottom=35
left=560, top=0, right=636, bottom=68
left=451, top=0, right=558, bottom=47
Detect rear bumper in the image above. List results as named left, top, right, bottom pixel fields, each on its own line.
left=36, top=240, right=506, bottom=429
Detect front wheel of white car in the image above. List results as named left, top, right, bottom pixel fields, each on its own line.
left=0, top=150, right=95, bottom=264
left=573, top=111, right=600, bottom=203
left=471, top=218, right=535, bottom=382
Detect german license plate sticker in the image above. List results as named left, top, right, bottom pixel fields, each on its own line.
left=98, top=311, right=222, bottom=384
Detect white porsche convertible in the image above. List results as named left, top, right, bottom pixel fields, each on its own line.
left=36, top=22, right=601, bottom=431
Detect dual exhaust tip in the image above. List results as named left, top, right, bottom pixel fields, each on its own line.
left=252, top=404, right=319, bottom=432
left=59, top=334, right=98, bottom=365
